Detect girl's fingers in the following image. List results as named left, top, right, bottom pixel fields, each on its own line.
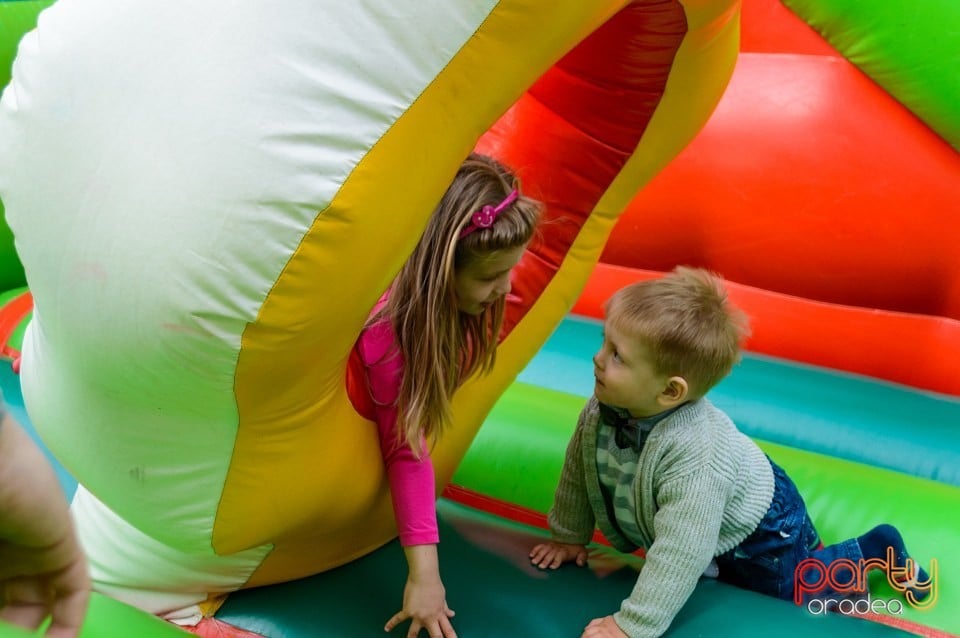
left=384, top=609, right=408, bottom=631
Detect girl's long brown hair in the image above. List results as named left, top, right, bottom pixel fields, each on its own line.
left=375, top=153, right=541, bottom=455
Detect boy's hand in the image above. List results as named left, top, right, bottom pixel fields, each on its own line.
left=582, top=615, right=627, bottom=637
left=529, top=541, right=588, bottom=569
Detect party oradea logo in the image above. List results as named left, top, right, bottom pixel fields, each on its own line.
left=794, top=548, right=937, bottom=616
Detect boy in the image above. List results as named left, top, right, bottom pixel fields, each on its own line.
left=529, top=266, right=929, bottom=638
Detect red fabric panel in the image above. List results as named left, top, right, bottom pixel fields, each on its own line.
left=740, top=0, right=837, bottom=55
left=476, top=1, right=688, bottom=338
left=599, top=53, right=960, bottom=320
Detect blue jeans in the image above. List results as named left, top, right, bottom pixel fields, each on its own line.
left=715, top=458, right=863, bottom=603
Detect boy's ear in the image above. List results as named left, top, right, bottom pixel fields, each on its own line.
left=658, top=376, right=689, bottom=407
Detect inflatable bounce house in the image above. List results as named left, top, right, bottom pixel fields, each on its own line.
left=0, top=0, right=957, bottom=636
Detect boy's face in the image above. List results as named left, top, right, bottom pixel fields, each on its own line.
left=593, top=319, right=671, bottom=418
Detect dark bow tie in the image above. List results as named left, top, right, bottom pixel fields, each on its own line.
left=598, top=403, right=653, bottom=452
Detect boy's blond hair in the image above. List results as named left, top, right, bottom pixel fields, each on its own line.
left=605, top=266, right=750, bottom=398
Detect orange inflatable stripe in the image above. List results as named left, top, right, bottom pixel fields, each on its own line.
left=443, top=484, right=617, bottom=549
left=0, top=291, right=31, bottom=360
left=477, top=0, right=687, bottom=337
left=574, top=264, right=960, bottom=397
left=854, top=612, right=960, bottom=638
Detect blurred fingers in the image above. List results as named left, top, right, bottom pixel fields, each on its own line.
left=384, top=609, right=408, bottom=632
left=439, top=613, right=457, bottom=637
left=0, top=578, right=50, bottom=632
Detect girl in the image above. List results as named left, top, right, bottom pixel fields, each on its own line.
left=352, top=153, right=542, bottom=638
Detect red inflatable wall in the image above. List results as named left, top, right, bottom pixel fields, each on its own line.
left=579, top=0, right=960, bottom=397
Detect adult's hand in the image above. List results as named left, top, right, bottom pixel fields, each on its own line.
left=0, top=412, right=90, bottom=638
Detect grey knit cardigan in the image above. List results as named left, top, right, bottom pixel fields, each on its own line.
left=548, top=397, right=775, bottom=638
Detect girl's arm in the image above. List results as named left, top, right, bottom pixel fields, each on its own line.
left=358, top=319, right=440, bottom=546
left=376, top=401, right=439, bottom=546
left=375, top=404, right=456, bottom=637
left=358, top=320, right=455, bottom=635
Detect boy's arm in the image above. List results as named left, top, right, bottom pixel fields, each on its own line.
left=547, top=405, right=595, bottom=544
left=613, top=475, right=727, bottom=638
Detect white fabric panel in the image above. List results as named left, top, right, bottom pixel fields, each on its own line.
left=0, top=0, right=495, bottom=600
left=72, top=486, right=271, bottom=615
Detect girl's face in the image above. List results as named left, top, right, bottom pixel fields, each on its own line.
left=592, top=321, right=670, bottom=418
left=454, top=245, right=526, bottom=315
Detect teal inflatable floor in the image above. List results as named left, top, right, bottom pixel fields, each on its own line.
left=3, top=311, right=957, bottom=636
left=214, top=498, right=912, bottom=638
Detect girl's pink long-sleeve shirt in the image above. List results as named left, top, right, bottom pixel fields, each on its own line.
left=352, top=316, right=439, bottom=547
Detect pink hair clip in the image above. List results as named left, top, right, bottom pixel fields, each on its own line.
left=458, top=189, right=519, bottom=239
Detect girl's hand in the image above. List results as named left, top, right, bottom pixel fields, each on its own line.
left=529, top=541, right=588, bottom=569
left=384, top=574, right=456, bottom=638
left=386, top=544, right=456, bottom=637
left=582, top=615, right=628, bottom=638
